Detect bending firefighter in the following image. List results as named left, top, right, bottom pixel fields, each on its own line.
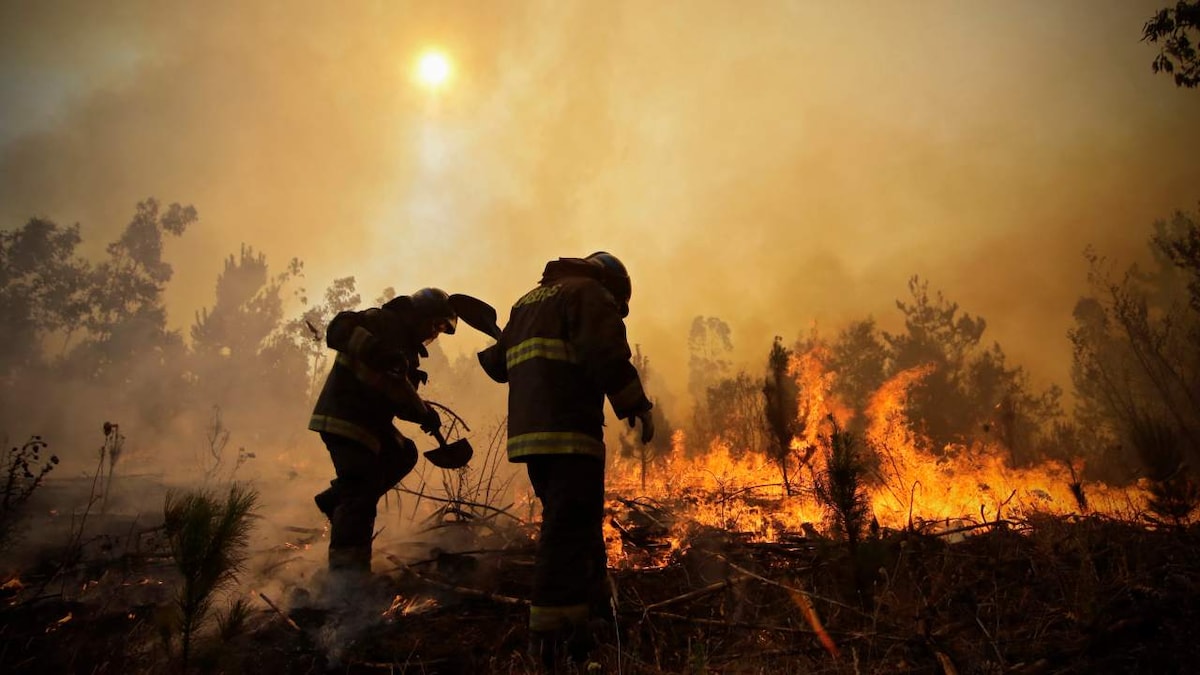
left=308, top=288, right=454, bottom=575
left=478, top=251, right=654, bottom=668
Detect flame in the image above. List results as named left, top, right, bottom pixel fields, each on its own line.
left=603, top=349, right=1150, bottom=566
left=383, top=593, right=439, bottom=619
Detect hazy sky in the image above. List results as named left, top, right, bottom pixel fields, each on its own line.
left=2, top=0, right=1198, bottom=404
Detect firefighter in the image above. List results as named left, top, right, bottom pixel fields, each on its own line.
left=308, top=288, right=455, bottom=577
left=477, top=251, right=654, bottom=669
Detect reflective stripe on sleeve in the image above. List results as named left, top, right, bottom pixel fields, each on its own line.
left=308, top=414, right=381, bottom=453
left=506, top=431, right=604, bottom=460
left=505, top=337, right=577, bottom=370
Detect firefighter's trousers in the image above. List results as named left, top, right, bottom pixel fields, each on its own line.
left=317, top=431, right=417, bottom=571
left=525, top=454, right=608, bottom=634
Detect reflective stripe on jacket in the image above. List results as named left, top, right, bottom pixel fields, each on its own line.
left=478, top=264, right=651, bottom=462
left=308, top=307, right=428, bottom=451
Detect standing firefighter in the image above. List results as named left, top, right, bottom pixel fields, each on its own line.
left=478, top=251, right=654, bottom=669
left=308, top=288, right=455, bottom=577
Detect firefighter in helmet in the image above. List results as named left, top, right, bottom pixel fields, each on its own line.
left=308, top=287, right=456, bottom=576
left=477, top=251, right=654, bottom=668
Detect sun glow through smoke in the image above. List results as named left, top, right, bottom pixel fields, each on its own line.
left=415, top=50, right=452, bottom=89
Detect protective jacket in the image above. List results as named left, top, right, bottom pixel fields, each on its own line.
left=308, top=306, right=431, bottom=452
left=478, top=258, right=652, bottom=461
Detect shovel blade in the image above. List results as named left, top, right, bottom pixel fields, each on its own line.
left=449, top=294, right=502, bottom=339
left=423, top=438, right=474, bottom=469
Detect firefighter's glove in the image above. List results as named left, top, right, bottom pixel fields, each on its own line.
left=413, top=369, right=429, bottom=386
left=419, top=404, right=442, bottom=436
left=626, top=410, right=655, bottom=445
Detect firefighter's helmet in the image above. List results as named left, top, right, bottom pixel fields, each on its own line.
left=410, top=287, right=458, bottom=337
left=585, top=251, right=632, bottom=317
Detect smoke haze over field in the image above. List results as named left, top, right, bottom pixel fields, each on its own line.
left=2, top=0, right=1199, bottom=403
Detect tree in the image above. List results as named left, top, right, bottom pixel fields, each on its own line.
left=702, top=372, right=766, bottom=457
left=189, top=246, right=308, bottom=456
left=1069, top=208, right=1200, bottom=476
left=1144, top=1, right=1200, bottom=88
left=283, top=275, right=362, bottom=399
left=688, top=316, right=734, bottom=451
left=763, top=336, right=800, bottom=493
left=827, top=318, right=889, bottom=424
left=0, top=218, right=90, bottom=373
left=882, top=276, right=987, bottom=451
left=69, top=199, right=196, bottom=377
left=882, top=276, right=1060, bottom=459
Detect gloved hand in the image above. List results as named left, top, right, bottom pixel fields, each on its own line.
left=626, top=409, right=654, bottom=444
left=419, top=403, right=442, bottom=435
left=412, top=369, right=429, bottom=386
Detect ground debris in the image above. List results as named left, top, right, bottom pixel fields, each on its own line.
left=2, top=501, right=1198, bottom=673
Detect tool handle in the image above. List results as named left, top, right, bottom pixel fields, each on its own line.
left=429, top=427, right=448, bottom=446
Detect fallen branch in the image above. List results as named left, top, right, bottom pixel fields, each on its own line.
left=253, top=590, right=301, bottom=632
left=645, top=610, right=815, bottom=634
left=638, top=576, right=746, bottom=613
left=930, top=519, right=1014, bottom=538
left=714, top=554, right=868, bottom=617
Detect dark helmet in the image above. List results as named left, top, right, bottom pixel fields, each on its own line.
left=585, top=251, right=632, bottom=317
left=410, top=287, right=458, bottom=336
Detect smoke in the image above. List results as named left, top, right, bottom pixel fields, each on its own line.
left=2, top=2, right=1199, bottom=495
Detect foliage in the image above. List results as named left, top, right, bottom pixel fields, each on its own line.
left=1144, top=1, right=1200, bottom=88
left=163, top=484, right=259, bottom=666
left=701, top=372, right=766, bottom=457
left=1069, top=208, right=1200, bottom=479
left=687, top=316, right=733, bottom=409
left=284, top=274, right=362, bottom=399
left=762, top=336, right=800, bottom=493
left=0, top=218, right=90, bottom=373
left=1129, top=414, right=1200, bottom=525
left=813, top=416, right=869, bottom=551
left=0, top=436, right=58, bottom=548
left=884, top=276, right=1061, bottom=458
left=826, top=318, right=889, bottom=420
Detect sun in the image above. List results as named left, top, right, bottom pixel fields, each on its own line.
left=415, top=50, right=452, bottom=89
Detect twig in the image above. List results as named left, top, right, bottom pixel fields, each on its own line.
left=393, top=487, right=523, bottom=522
left=713, top=483, right=785, bottom=504
left=254, top=590, right=301, bottom=632
left=638, top=576, right=745, bottom=613
left=714, top=554, right=869, bottom=617
left=930, top=520, right=1013, bottom=538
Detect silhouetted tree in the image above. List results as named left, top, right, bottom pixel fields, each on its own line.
left=827, top=318, right=889, bottom=423
left=763, top=336, right=800, bottom=493
left=189, top=246, right=308, bottom=454
left=703, top=372, right=766, bottom=456
left=66, top=199, right=196, bottom=380
left=883, top=276, right=1060, bottom=460
left=0, top=218, right=90, bottom=373
left=1144, top=1, right=1200, bottom=88
left=882, top=276, right=986, bottom=451
left=1070, top=208, right=1200, bottom=477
